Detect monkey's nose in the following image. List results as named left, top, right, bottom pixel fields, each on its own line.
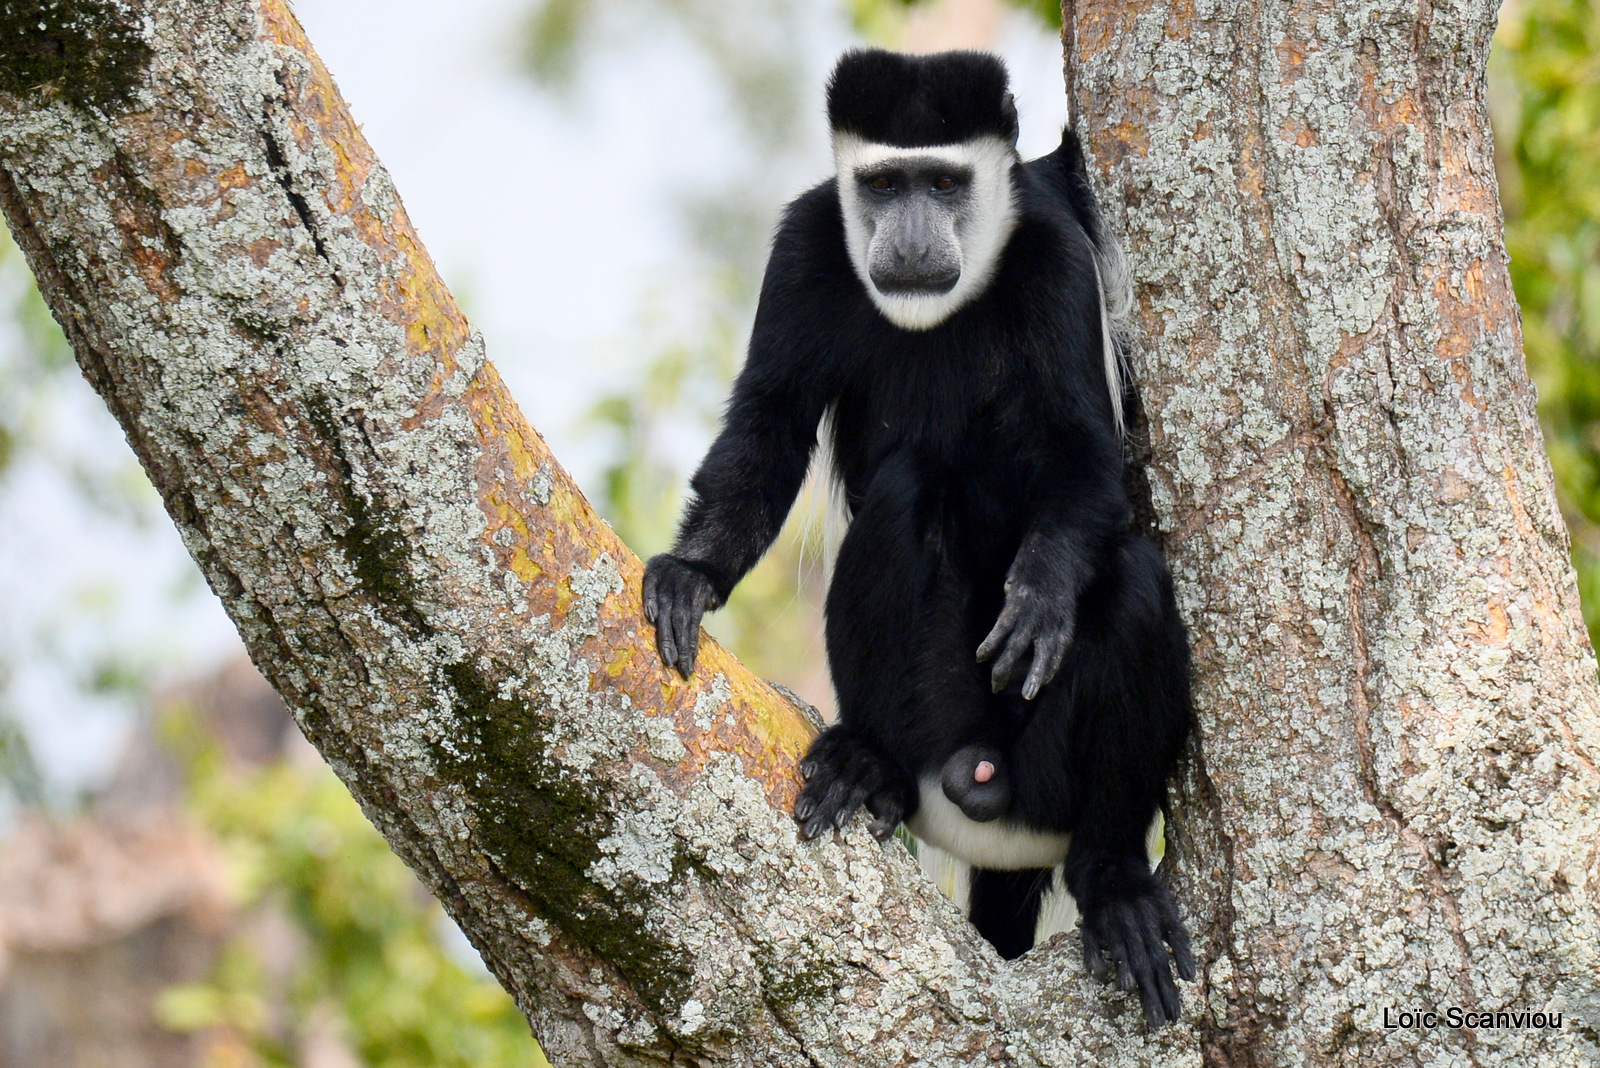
left=891, top=240, right=930, bottom=268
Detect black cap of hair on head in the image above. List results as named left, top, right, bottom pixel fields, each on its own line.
left=826, top=49, right=1019, bottom=148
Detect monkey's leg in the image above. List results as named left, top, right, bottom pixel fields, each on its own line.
left=968, top=867, right=1053, bottom=960
left=1009, top=536, right=1195, bottom=1026
left=796, top=456, right=961, bottom=840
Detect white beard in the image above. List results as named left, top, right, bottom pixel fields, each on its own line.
left=833, top=132, right=1020, bottom=331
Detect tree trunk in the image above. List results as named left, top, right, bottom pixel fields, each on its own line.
left=0, top=0, right=1593, bottom=1064
left=1069, top=0, right=1600, bottom=1062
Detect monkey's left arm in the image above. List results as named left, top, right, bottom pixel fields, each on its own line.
left=977, top=369, right=1129, bottom=699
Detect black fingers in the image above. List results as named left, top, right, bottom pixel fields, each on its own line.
left=975, top=592, right=1024, bottom=663
left=864, top=787, right=907, bottom=841
left=1080, top=874, right=1193, bottom=1028
left=642, top=555, right=719, bottom=679
left=1020, top=622, right=1072, bottom=700
left=641, top=566, right=659, bottom=624
left=794, top=728, right=910, bottom=842
left=986, top=613, right=1037, bottom=694
left=976, top=582, right=1074, bottom=699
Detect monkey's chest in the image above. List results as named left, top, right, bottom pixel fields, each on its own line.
left=837, top=367, right=1022, bottom=479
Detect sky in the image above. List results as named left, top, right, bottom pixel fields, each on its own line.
left=0, top=0, right=1070, bottom=800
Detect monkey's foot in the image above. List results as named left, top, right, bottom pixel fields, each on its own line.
left=939, top=744, right=1010, bottom=822
left=794, top=728, right=913, bottom=842
left=1074, top=856, right=1195, bottom=1028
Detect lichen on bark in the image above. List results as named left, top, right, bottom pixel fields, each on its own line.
left=1073, top=0, right=1600, bottom=1063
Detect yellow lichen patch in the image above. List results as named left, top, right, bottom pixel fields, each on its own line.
left=398, top=264, right=471, bottom=379
left=468, top=368, right=551, bottom=483
left=465, top=374, right=618, bottom=568
left=604, top=647, right=633, bottom=678
left=479, top=477, right=546, bottom=584
left=1107, top=119, right=1145, bottom=159
left=509, top=546, right=542, bottom=585
left=714, top=656, right=816, bottom=807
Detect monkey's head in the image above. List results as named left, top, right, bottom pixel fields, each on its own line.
left=827, top=49, right=1021, bottom=331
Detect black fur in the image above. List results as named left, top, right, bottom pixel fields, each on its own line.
left=969, top=868, right=1051, bottom=961
left=642, top=56, right=1194, bottom=1028
left=827, top=48, right=1018, bottom=148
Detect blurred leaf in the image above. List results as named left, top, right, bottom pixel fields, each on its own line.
left=522, top=0, right=593, bottom=88
left=850, top=0, right=1060, bottom=40
left=0, top=708, right=43, bottom=807
left=1492, top=0, right=1600, bottom=645
left=1024, top=0, right=1064, bottom=28
left=164, top=713, right=552, bottom=1068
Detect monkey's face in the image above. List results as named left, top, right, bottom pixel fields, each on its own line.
left=835, top=133, right=1019, bottom=331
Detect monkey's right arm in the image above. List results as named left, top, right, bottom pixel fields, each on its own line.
left=643, top=360, right=826, bottom=676
left=644, top=207, right=838, bottom=677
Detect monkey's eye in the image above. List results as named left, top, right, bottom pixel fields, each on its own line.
left=868, top=175, right=895, bottom=194
left=933, top=175, right=960, bottom=193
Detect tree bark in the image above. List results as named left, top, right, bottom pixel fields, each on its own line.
left=0, top=0, right=1594, bottom=1065
left=1070, top=0, right=1600, bottom=1062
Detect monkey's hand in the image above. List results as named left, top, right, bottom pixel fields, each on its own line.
left=794, top=726, right=914, bottom=841
left=1075, top=856, right=1196, bottom=1028
left=642, top=554, right=721, bottom=678
left=976, top=541, right=1081, bottom=699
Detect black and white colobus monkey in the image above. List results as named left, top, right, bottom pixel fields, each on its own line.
left=642, top=49, right=1195, bottom=1026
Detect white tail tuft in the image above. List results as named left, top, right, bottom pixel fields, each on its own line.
left=1089, top=233, right=1133, bottom=440
left=811, top=405, right=852, bottom=581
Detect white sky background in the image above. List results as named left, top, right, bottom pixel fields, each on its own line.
left=0, top=0, right=1069, bottom=800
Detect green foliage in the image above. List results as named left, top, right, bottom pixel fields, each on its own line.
left=848, top=0, right=1059, bottom=42
left=0, top=227, right=74, bottom=481
left=523, top=0, right=591, bottom=86
left=1492, top=0, right=1600, bottom=642
left=158, top=709, right=551, bottom=1068
left=585, top=294, right=742, bottom=555
left=0, top=706, right=43, bottom=807
left=1018, top=0, right=1063, bottom=29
